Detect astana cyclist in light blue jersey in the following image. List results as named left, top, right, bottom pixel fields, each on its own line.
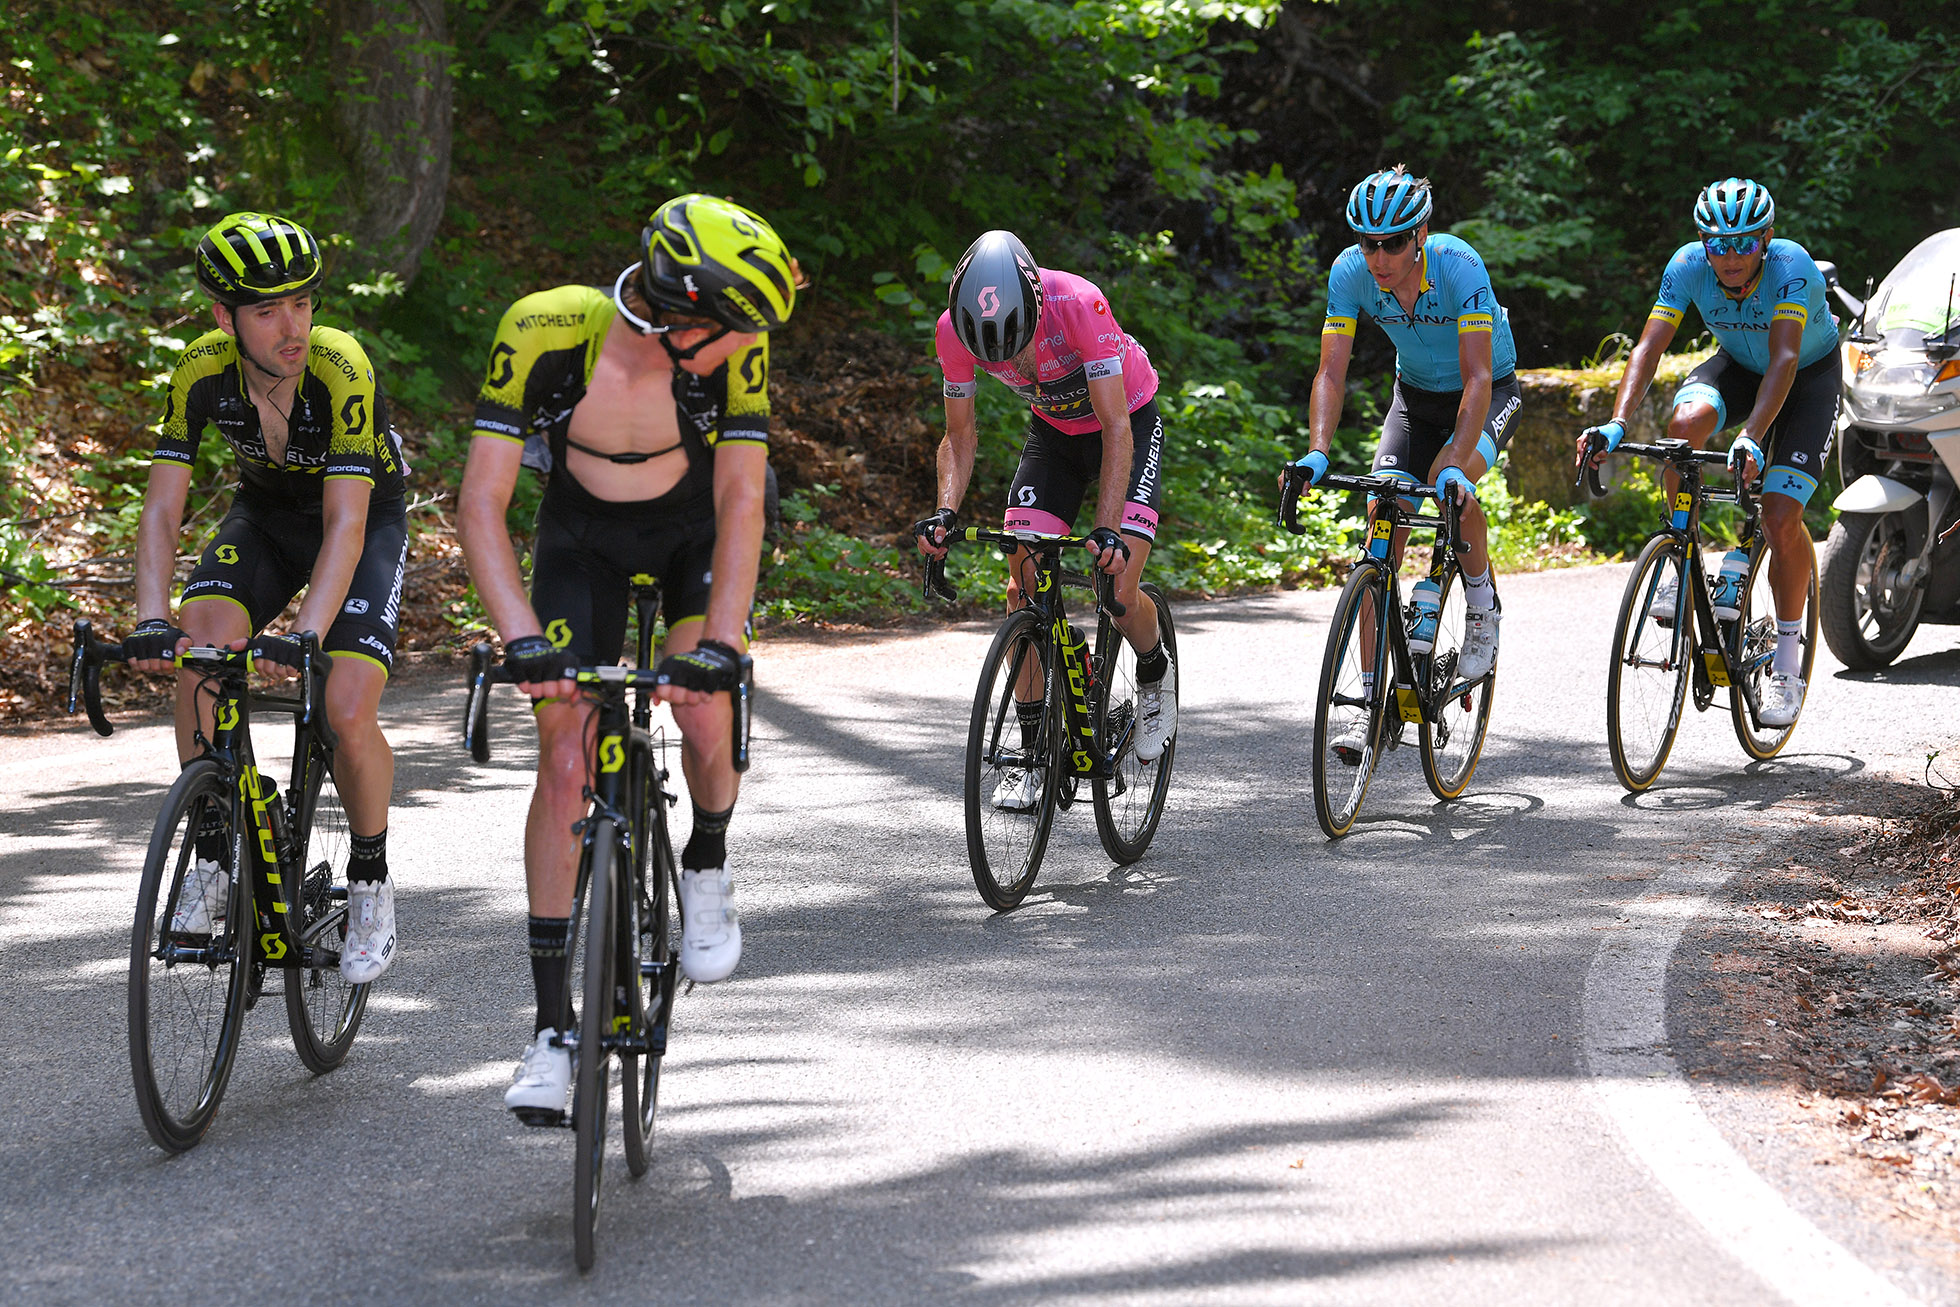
left=1289, top=165, right=1522, bottom=728
left=1578, top=177, right=1838, bottom=727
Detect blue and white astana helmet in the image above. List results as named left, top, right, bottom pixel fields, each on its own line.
left=1693, top=177, right=1775, bottom=236
left=1345, top=166, right=1433, bottom=237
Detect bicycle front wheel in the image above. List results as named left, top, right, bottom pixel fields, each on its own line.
left=1731, top=538, right=1818, bottom=759
left=1420, top=566, right=1494, bottom=801
left=129, top=759, right=248, bottom=1152
left=1093, top=583, right=1177, bottom=864
left=1313, top=563, right=1390, bottom=838
left=572, top=822, right=618, bottom=1271
left=284, top=748, right=369, bottom=1072
left=964, top=608, right=1061, bottom=910
left=1608, top=535, right=1692, bottom=792
left=622, top=748, right=677, bottom=1178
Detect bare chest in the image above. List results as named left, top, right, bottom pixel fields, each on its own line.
left=564, top=337, right=688, bottom=500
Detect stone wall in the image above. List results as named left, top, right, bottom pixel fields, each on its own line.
left=1503, top=354, right=1710, bottom=506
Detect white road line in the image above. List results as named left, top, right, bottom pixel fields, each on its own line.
left=1582, top=874, right=1922, bottom=1307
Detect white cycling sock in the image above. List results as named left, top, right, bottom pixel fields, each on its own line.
left=1774, top=620, right=1803, bottom=676
left=1462, top=569, right=1496, bottom=610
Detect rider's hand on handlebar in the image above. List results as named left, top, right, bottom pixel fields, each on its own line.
left=125, top=618, right=189, bottom=674
left=505, top=633, right=577, bottom=702
left=252, top=631, right=303, bottom=682
left=1727, top=434, right=1765, bottom=485
left=1578, top=419, right=1625, bottom=467
left=1281, top=449, right=1330, bottom=492
left=1435, top=465, right=1478, bottom=506
left=1085, top=526, right=1131, bottom=575
left=654, top=637, right=742, bottom=707
left=913, top=507, right=958, bottom=560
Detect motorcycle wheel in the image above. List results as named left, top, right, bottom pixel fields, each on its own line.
left=1819, top=508, right=1927, bottom=670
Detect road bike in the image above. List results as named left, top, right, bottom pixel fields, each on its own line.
left=925, top=529, right=1177, bottom=911
left=1279, top=468, right=1497, bottom=838
left=1576, top=436, right=1818, bottom=791
left=462, top=578, right=751, bottom=1270
left=69, top=622, right=365, bottom=1152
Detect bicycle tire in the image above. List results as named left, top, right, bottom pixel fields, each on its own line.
left=964, top=608, right=1061, bottom=910
left=1093, top=583, right=1177, bottom=864
left=572, top=821, right=617, bottom=1272
left=284, top=746, right=369, bottom=1072
left=1607, top=535, right=1692, bottom=792
left=1313, top=563, right=1390, bottom=838
left=1731, top=537, right=1819, bottom=760
left=129, top=759, right=249, bottom=1152
left=622, top=746, right=677, bottom=1177
left=1419, top=564, right=1494, bottom=801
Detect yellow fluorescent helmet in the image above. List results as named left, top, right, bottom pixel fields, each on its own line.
left=195, top=212, right=323, bottom=305
left=637, top=194, right=796, bottom=332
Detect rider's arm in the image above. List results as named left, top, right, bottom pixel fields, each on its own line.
left=291, top=478, right=370, bottom=640
left=701, top=441, right=767, bottom=652
left=131, top=461, right=194, bottom=670
left=1609, top=317, right=1679, bottom=426
left=919, top=394, right=978, bottom=560
left=1086, top=372, right=1133, bottom=537
left=1307, top=329, right=1354, bottom=456
left=1737, top=317, right=1804, bottom=461
left=457, top=435, right=546, bottom=645
left=1441, top=329, right=1494, bottom=472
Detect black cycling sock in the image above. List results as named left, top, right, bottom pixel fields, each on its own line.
left=1134, top=640, right=1169, bottom=686
left=194, top=805, right=229, bottom=866
left=348, top=828, right=387, bottom=884
left=528, top=915, right=573, bottom=1034
left=1016, top=700, right=1045, bottom=751
left=682, top=802, right=734, bottom=870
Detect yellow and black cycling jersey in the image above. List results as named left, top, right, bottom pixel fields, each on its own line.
left=152, top=325, right=406, bottom=508
left=471, top=283, right=769, bottom=513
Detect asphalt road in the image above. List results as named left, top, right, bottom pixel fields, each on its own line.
left=3, top=559, right=1957, bottom=1305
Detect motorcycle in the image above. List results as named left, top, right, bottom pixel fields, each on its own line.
left=1817, top=230, right=1960, bottom=670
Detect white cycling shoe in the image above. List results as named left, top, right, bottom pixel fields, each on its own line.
left=1330, top=720, right=1373, bottom=766
left=1648, top=574, right=1679, bottom=623
left=505, top=1027, right=571, bottom=1125
left=341, top=875, right=396, bottom=984
left=170, top=858, right=229, bottom=934
left=991, top=768, right=1042, bottom=812
left=679, top=866, right=741, bottom=983
left=1758, top=672, right=1806, bottom=727
left=1457, top=607, right=1501, bottom=682
left=1134, top=655, right=1178, bottom=763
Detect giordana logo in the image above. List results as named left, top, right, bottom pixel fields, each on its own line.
left=978, top=286, right=1000, bottom=318
left=1380, top=455, right=1399, bottom=467
left=1792, top=451, right=1808, bottom=464
left=343, top=597, right=370, bottom=614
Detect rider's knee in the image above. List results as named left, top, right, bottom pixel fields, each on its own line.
left=180, top=600, right=243, bottom=644
left=1762, top=493, right=1806, bottom=537
left=1665, top=407, right=1708, bottom=444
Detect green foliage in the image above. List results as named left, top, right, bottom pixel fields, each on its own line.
left=758, top=485, right=927, bottom=622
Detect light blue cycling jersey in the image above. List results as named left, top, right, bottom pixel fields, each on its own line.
left=1650, top=238, right=1840, bottom=373
left=1323, top=233, right=1518, bottom=393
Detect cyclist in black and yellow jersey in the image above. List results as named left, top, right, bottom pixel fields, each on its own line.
left=127, top=212, right=410, bottom=984
left=457, top=194, right=796, bottom=1123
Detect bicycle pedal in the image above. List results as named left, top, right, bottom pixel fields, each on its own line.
left=1332, top=744, right=1365, bottom=768
left=511, top=1106, right=569, bottom=1129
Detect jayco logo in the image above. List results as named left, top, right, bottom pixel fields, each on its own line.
left=978, top=286, right=1000, bottom=318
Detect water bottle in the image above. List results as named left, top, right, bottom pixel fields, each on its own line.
left=1407, top=578, right=1442, bottom=654
left=1711, top=548, right=1750, bottom=622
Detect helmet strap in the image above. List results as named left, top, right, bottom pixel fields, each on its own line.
left=660, top=324, right=730, bottom=364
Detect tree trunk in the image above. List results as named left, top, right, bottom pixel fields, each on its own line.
left=326, top=0, right=452, bottom=287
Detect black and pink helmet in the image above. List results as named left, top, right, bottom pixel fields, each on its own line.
left=947, top=230, right=1042, bottom=362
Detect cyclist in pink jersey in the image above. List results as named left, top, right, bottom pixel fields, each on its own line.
left=915, top=230, right=1177, bottom=802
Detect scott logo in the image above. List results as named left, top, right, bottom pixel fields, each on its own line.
left=545, top=619, right=573, bottom=649
left=977, top=286, right=1000, bottom=318
left=216, top=544, right=240, bottom=565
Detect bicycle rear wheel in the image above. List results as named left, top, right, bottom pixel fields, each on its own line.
left=572, top=823, right=617, bottom=1272
left=1731, top=538, right=1819, bottom=759
left=1093, top=583, right=1177, bottom=864
left=964, top=609, right=1061, bottom=910
left=284, top=748, right=369, bottom=1072
left=1313, top=563, right=1390, bottom=838
left=129, top=759, right=248, bottom=1152
left=622, top=748, right=677, bottom=1178
left=1420, top=566, right=1494, bottom=801
left=1608, top=535, right=1692, bottom=791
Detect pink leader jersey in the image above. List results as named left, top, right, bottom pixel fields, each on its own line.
left=934, top=269, right=1159, bottom=435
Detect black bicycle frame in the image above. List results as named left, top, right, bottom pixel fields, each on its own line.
left=924, top=527, right=1129, bottom=779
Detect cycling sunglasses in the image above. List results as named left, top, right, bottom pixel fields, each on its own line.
left=1702, top=231, right=1767, bottom=257
left=1359, top=231, right=1417, bottom=255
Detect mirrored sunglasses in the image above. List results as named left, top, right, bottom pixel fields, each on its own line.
left=1359, top=232, right=1417, bottom=255
left=1702, top=232, right=1767, bottom=257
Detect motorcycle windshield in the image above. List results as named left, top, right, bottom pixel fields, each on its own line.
left=1867, top=228, right=1960, bottom=348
